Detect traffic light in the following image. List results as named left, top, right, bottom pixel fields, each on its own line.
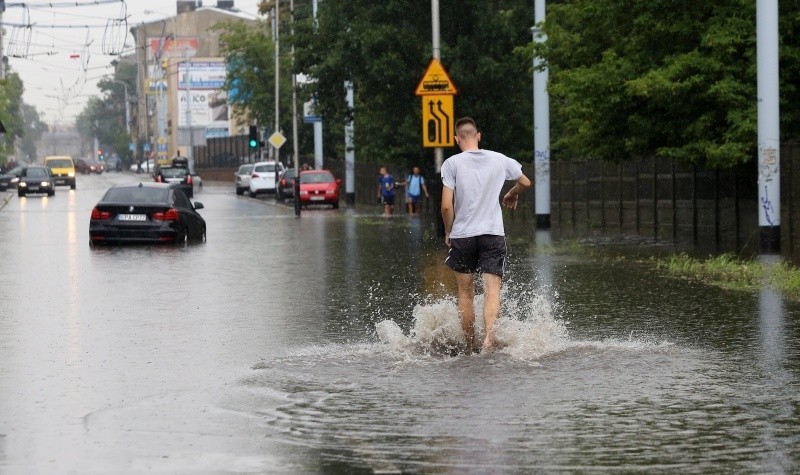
left=98, top=149, right=105, bottom=160
left=248, top=125, right=259, bottom=149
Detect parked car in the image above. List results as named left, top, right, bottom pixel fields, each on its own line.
left=154, top=157, right=194, bottom=198
left=235, top=164, right=254, bottom=195
left=0, top=165, right=25, bottom=191
left=76, top=158, right=104, bottom=174
left=298, top=170, right=341, bottom=209
left=105, top=155, right=123, bottom=172
left=89, top=182, right=205, bottom=245
left=44, top=156, right=76, bottom=189
left=248, top=161, right=283, bottom=197
left=190, top=169, right=203, bottom=189
left=130, top=159, right=156, bottom=173
left=276, top=168, right=296, bottom=201
left=17, top=165, right=56, bottom=197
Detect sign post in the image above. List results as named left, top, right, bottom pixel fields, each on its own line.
left=415, top=58, right=458, bottom=150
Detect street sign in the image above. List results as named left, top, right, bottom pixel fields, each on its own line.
left=415, top=58, right=458, bottom=96
left=268, top=131, right=287, bottom=149
left=421, top=95, right=454, bottom=147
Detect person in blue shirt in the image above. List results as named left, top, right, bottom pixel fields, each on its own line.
left=399, top=166, right=430, bottom=215
left=376, top=166, right=396, bottom=216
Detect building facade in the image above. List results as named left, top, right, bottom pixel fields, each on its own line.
left=130, top=1, right=256, bottom=164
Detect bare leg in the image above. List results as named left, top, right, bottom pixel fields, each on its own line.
left=481, top=273, right=502, bottom=351
left=455, top=272, right=476, bottom=353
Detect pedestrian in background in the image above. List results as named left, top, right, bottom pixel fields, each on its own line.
left=398, top=166, right=430, bottom=215
left=377, top=166, right=396, bottom=216
left=441, top=117, right=531, bottom=353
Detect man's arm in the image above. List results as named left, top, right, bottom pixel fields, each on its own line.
left=502, top=173, right=532, bottom=210
left=422, top=180, right=430, bottom=198
left=441, top=185, right=455, bottom=246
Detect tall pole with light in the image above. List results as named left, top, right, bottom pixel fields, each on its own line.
left=273, top=1, right=280, bottom=163
left=111, top=79, right=131, bottom=137
left=533, top=0, right=551, bottom=229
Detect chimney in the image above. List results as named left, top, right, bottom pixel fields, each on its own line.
left=176, top=1, right=202, bottom=15
left=216, top=1, right=234, bottom=10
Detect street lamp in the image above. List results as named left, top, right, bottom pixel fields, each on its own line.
left=111, top=79, right=131, bottom=136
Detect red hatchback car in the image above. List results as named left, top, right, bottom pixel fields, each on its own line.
left=298, top=170, right=341, bottom=209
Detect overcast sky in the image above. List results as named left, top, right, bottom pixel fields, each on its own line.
left=3, top=0, right=264, bottom=127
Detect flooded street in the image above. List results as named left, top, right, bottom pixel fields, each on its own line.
left=0, top=172, right=798, bottom=473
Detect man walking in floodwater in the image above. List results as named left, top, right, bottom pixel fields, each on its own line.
left=441, top=117, right=532, bottom=353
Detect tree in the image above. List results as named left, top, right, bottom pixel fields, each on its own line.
left=0, top=72, right=25, bottom=165
left=17, top=103, right=49, bottom=162
left=75, top=62, right=136, bottom=163
left=527, top=0, right=800, bottom=168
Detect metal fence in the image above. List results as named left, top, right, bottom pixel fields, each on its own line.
left=538, top=146, right=799, bottom=259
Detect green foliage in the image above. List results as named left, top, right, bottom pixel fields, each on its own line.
left=75, top=62, right=137, bottom=163
left=0, top=72, right=47, bottom=165
left=239, top=0, right=535, bottom=168
left=0, top=73, right=25, bottom=164
left=521, top=0, right=800, bottom=168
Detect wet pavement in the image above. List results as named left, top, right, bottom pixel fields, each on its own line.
left=0, top=172, right=798, bottom=473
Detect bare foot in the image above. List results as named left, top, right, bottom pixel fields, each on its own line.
left=481, top=344, right=494, bottom=354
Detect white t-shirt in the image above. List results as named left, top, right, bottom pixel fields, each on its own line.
left=441, top=149, right=523, bottom=239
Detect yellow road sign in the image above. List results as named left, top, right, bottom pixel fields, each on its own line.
left=415, top=58, right=458, bottom=96
left=421, top=95, right=454, bottom=147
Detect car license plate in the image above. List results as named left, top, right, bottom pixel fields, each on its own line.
left=29, top=186, right=39, bottom=191
left=310, top=196, right=324, bottom=201
left=118, top=214, right=146, bottom=221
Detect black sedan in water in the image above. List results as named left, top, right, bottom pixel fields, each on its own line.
left=89, top=182, right=206, bottom=245
left=17, top=166, right=56, bottom=197
left=0, top=165, right=25, bottom=191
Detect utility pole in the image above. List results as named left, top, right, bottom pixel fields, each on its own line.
left=533, top=0, right=551, bottom=229
left=0, top=0, right=6, bottom=80
left=432, top=0, right=442, bottom=173
left=184, top=47, right=194, bottom=170
left=757, top=0, right=780, bottom=253
left=291, top=0, right=300, bottom=216
left=274, top=1, right=280, bottom=163
left=344, top=81, right=355, bottom=205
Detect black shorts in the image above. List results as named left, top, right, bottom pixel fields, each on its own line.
left=445, top=235, right=507, bottom=277
left=381, top=195, right=395, bottom=206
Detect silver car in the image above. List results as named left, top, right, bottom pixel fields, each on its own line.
left=235, top=164, right=254, bottom=195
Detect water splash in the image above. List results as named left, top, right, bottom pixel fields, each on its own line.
left=375, top=279, right=574, bottom=360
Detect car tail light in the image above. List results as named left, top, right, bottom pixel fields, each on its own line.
left=91, top=208, right=111, bottom=220
left=280, top=178, right=286, bottom=186
left=152, top=208, right=179, bottom=221
left=155, top=175, right=163, bottom=183
left=251, top=173, right=260, bottom=179
left=187, top=175, right=193, bottom=184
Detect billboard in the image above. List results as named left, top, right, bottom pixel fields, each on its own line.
left=147, top=37, right=198, bottom=61
left=177, top=61, right=226, bottom=90
left=177, top=90, right=229, bottom=131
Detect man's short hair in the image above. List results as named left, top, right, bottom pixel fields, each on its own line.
left=455, top=117, right=478, bottom=136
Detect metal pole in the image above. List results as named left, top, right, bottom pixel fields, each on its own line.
left=432, top=0, right=443, bottom=173
left=757, top=0, right=780, bottom=253
left=274, top=2, right=280, bottom=163
left=533, top=0, right=551, bottom=229
left=184, top=47, right=194, bottom=170
left=0, top=1, right=6, bottom=80
left=112, top=80, right=131, bottom=136
left=312, top=0, right=322, bottom=170
left=291, top=0, right=300, bottom=216
left=344, top=81, right=355, bottom=204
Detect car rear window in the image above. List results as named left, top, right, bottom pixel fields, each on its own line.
left=254, top=164, right=276, bottom=173
left=46, top=159, right=73, bottom=168
left=161, top=168, right=189, bottom=178
left=103, top=187, right=169, bottom=204
left=239, top=165, right=254, bottom=174
left=300, top=172, right=334, bottom=184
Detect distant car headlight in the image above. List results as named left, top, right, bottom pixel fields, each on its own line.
left=41, top=182, right=51, bottom=187
left=68, top=172, right=75, bottom=177
left=18, top=182, right=27, bottom=187
left=11, top=177, right=19, bottom=184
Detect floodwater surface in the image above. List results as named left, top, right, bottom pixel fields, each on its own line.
left=0, top=173, right=797, bottom=473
